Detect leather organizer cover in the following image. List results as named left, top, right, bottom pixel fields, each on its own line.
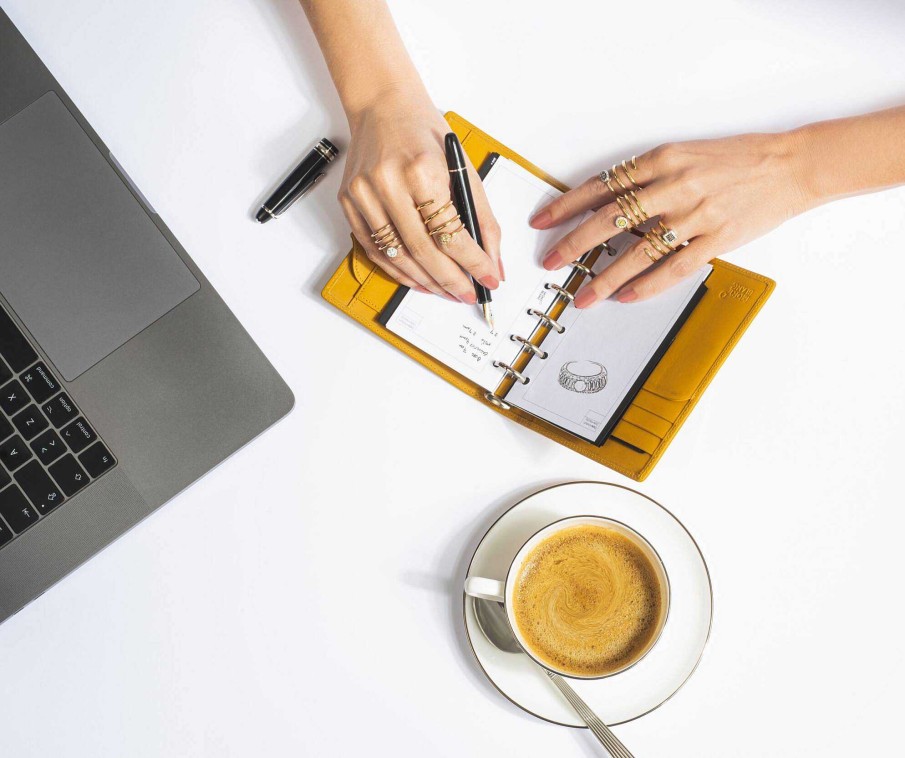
left=321, top=113, right=775, bottom=480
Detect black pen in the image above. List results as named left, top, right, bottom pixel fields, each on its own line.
left=444, top=133, right=494, bottom=330
left=255, top=138, right=338, bottom=223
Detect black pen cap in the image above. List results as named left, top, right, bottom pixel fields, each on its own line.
left=445, top=132, right=467, bottom=170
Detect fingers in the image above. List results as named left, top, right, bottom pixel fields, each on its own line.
left=542, top=183, right=676, bottom=271
left=531, top=154, right=659, bottom=230
left=340, top=196, right=440, bottom=296
left=613, top=236, right=720, bottom=304
left=573, top=216, right=698, bottom=309
left=465, top=159, right=504, bottom=280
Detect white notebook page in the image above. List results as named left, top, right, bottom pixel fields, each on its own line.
left=383, top=157, right=583, bottom=391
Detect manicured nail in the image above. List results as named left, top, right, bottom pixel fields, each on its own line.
left=414, top=286, right=430, bottom=294
left=499, top=260, right=506, bottom=281
left=460, top=291, right=478, bottom=305
left=574, top=288, right=597, bottom=309
left=531, top=211, right=552, bottom=229
left=542, top=250, right=563, bottom=270
left=479, top=275, right=499, bottom=290
left=617, top=288, right=638, bottom=303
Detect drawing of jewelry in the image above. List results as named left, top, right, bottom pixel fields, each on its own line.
left=558, top=360, right=607, bottom=394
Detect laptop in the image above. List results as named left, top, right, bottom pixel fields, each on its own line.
left=0, top=9, right=294, bottom=623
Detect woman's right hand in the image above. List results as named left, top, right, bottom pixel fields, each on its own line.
left=337, top=92, right=503, bottom=303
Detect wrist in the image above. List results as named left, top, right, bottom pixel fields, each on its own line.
left=782, top=125, right=825, bottom=211
left=343, top=77, right=432, bottom=130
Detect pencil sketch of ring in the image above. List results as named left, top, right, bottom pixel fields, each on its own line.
left=558, top=360, right=607, bottom=394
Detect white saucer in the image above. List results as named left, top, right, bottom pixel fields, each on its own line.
left=463, top=481, right=712, bottom=727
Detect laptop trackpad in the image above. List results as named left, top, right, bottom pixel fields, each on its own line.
left=0, top=93, right=199, bottom=381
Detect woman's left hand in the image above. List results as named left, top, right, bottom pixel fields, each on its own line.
left=530, top=131, right=813, bottom=308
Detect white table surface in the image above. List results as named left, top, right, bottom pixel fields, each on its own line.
left=3, top=1, right=904, bottom=755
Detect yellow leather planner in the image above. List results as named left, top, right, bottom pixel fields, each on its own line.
left=321, top=113, right=775, bottom=480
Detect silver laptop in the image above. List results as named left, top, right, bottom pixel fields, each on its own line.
left=0, top=9, right=294, bottom=623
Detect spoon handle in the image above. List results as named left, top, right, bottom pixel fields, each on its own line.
left=543, top=670, right=635, bottom=758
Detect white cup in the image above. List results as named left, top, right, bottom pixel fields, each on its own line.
left=465, top=515, right=670, bottom=679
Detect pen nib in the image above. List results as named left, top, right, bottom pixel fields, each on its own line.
left=483, top=303, right=495, bottom=331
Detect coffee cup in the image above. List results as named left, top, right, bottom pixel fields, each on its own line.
left=465, top=515, right=670, bottom=680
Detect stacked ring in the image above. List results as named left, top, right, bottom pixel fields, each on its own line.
left=417, top=197, right=465, bottom=247
left=371, top=223, right=403, bottom=259
left=643, top=230, right=672, bottom=260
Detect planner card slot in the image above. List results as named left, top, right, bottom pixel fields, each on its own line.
left=611, top=420, right=662, bottom=456
left=622, top=405, right=673, bottom=439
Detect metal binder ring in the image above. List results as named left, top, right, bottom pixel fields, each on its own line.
left=545, top=283, right=575, bottom=302
left=528, top=309, right=565, bottom=334
left=570, top=261, right=595, bottom=278
left=510, top=335, right=548, bottom=359
left=484, top=391, right=511, bottom=410
left=493, top=360, right=529, bottom=384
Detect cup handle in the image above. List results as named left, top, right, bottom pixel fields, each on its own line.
left=464, top=576, right=505, bottom=602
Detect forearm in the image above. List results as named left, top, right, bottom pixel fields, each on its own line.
left=792, top=105, right=905, bottom=207
left=299, top=0, right=430, bottom=123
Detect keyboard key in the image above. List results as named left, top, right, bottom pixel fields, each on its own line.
left=0, top=380, right=29, bottom=416
left=0, top=358, right=11, bottom=386
left=0, top=466, right=10, bottom=489
left=0, top=306, right=38, bottom=374
left=0, top=511, right=13, bottom=547
left=0, top=435, right=32, bottom=472
left=0, top=414, right=12, bottom=443
left=79, top=442, right=116, bottom=478
left=0, top=485, right=39, bottom=533
left=31, top=429, right=66, bottom=465
left=15, top=461, right=64, bottom=515
left=42, top=393, right=78, bottom=429
left=49, top=455, right=89, bottom=497
left=20, top=362, right=60, bottom=404
left=61, top=418, right=97, bottom=454
left=12, top=405, right=50, bottom=441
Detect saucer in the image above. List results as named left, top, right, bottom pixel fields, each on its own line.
left=463, top=481, right=713, bottom=727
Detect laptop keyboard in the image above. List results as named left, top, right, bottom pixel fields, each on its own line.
left=0, top=304, right=116, bottom=549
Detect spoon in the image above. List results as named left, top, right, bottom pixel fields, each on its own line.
left=473, top=598, right=635, bottom=757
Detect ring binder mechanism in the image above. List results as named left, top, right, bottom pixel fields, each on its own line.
left=545, top=283, right=574, bottom=302
left=510, top=334, right=547, bottom=358
left=528, top=309, right=565, bottom=334
left=492, top=361, right=529, bottom=384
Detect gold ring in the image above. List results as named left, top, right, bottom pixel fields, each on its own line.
left=437, top=224, right=465, bottom=246
left=370, top=223, right=394, bottom=239
left=644, top=230, right=672, bottom=257
left=631, top=155, right=639, bottom=172
left=374, top=228, right=399, bottom=245
left=423, top=200, right=455, bottom=224
left=642, top=246, right=661, bottom=264
left=611, top=164, right=631, bottom=194
left=615, top=195, right=642, bottom=226
left=428, top=214, right=462, bottom=236
left=415, top=200, right=435, bottom=211
left=603, top=173, right=621, bottom=196
left=621, top=160, right=642, bottom=190
left=377, top=235, right=402, bottom=251
left=614, top=215, right=631, bottom=230
left=625, top=191, right=649, bottom=222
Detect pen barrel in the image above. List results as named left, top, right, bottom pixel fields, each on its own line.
left=269, top=152, right=328, bottom=216
left=451, top=170, right=483, bottom=250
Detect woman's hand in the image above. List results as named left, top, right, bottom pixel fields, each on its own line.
left=530, top=131, right=813, bottom=308
left=338, top=92, right=502, bottom=303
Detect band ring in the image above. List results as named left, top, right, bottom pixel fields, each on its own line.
left=611, top=164, right=631, bottom=193
left=643, top=230, right=672, bottom=257
left=415, top=200, right=435, bottom=211
left=370, top=223, right=395, bottom=239
left=621, top=160, right=642, bottom=190
left=428, top=215, right=462, bottom=236
left=423, top=200, right=455, bottom=225
left=626, top=190, right=650, bottom=222
left=642, top=246, right=661, bottom=264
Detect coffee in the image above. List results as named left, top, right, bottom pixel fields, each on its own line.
left=512, top=523, right=665, bottom=677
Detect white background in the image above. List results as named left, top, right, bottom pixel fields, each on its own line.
left=2, top=1, right=904, bottom=755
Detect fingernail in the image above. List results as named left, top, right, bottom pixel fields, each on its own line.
left=617, top=288, right=638, bottom=303
left=479, top=275, right=499, bottom=290
left=414, top=286, right=430, bottom=294
left=460, top=291, right=477, bottom=305
left=499, top=260, right=506, bottom=281
left=574, top=288, right=597, bottom=309
left=443, top=292, right=458, bottom=301
left=531, top=211, right=552, bottom=229
left=543, top=250, right=563, bottom=270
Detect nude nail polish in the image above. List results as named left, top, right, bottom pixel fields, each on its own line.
left=616, top=288, right=638, bottom=303
left=531, top=211, right=552, bottom=229
left=574, top=288, right=596, bottom=309
left=543, top=250, right=563, bottom=271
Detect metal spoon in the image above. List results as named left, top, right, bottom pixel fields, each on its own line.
left=473, top=598, right=635, bottom=757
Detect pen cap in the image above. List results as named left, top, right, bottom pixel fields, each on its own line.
left=315, top=138, right=339, bottom=163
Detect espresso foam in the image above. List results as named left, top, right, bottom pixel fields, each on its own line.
left=513, top=524, right=664, bottom=677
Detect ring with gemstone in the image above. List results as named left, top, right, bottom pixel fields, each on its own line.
left=614, top=215, right=630, bottom=230
left=384, top=245, right=401, bottom=259
left=437, top=224, right=465, bottom=247
left=660, top=227, right=679, bottom=247
left=598, top=169, right=611, bottom=185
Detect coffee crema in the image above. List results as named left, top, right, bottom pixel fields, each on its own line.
left=512, top=524, right=664, bottom=677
